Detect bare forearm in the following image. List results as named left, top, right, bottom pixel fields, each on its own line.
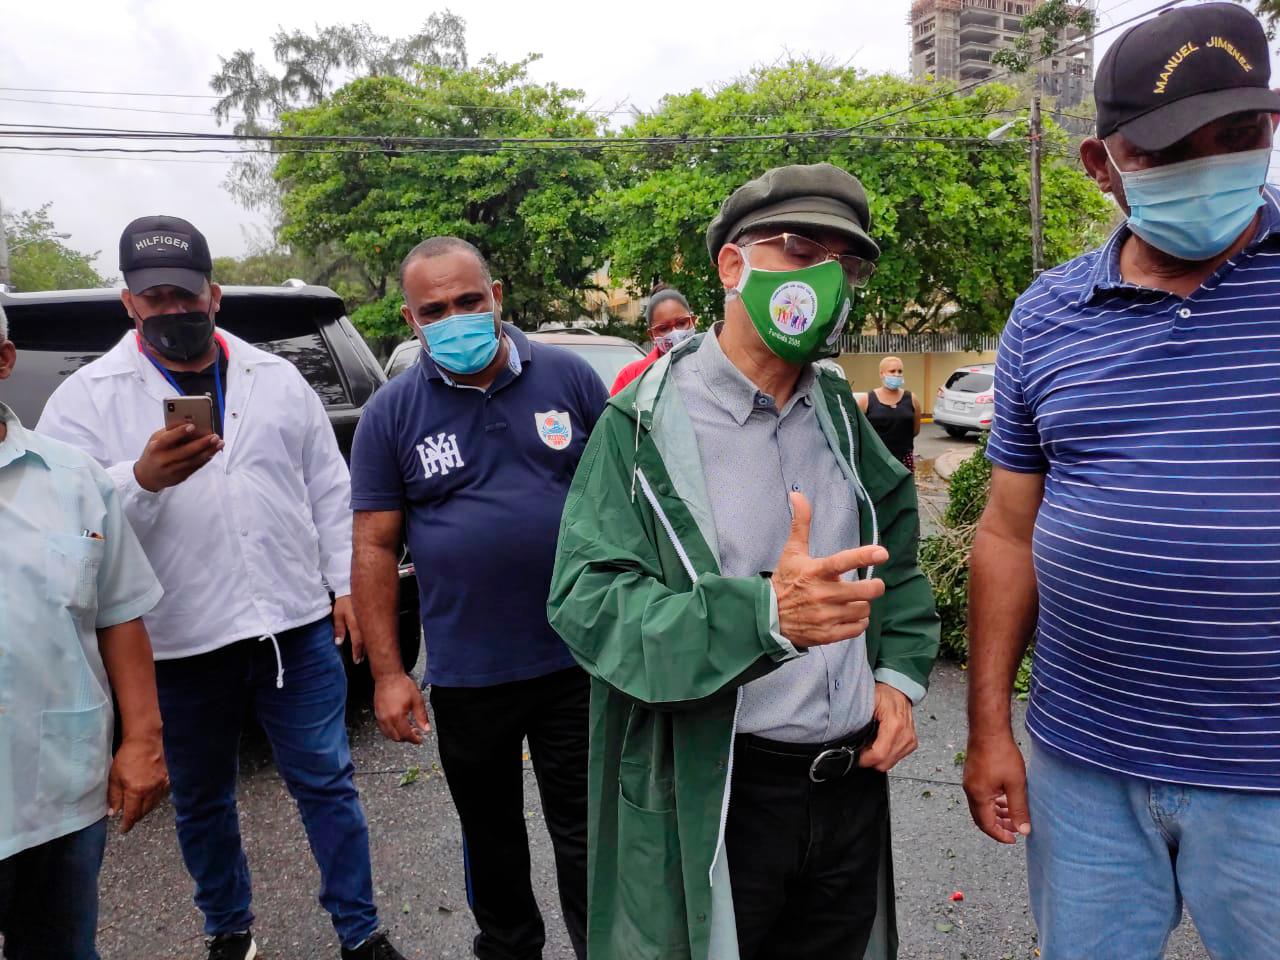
left=352, top=539, right=405, bottom=681
left=98, top=620, right=162, bottom=738
left=967, top=525, right=1038, bottom=736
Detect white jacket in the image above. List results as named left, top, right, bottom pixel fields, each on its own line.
left=37, top=329, right=353, bottom=660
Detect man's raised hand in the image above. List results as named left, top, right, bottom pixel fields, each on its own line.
left=134, top=423, right=223, bottom=492
left=771, top=492, right=888, bottom=649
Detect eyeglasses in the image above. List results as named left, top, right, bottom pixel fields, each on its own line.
left=650, top=314, right=696, bottom=337
left=739, top=232, right=877, bottom=287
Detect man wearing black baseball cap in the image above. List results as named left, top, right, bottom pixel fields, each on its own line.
left=38, top=216, right=408, bottom=960
left=965, top=4, right=1280, bottom=959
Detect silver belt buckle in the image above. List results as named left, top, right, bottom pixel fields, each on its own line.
left=809, top=746, right=856, bottom=783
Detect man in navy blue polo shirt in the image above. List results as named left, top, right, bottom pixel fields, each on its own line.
left=964, top=5, right=1280, bottom=959
left=350, top=236, right=605, bottom=960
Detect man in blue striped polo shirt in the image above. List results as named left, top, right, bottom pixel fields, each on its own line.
left=964, top=5, right=1280, bottom=958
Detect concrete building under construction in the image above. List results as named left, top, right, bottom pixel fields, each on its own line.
left=909, top=0, right=1094, bottom=109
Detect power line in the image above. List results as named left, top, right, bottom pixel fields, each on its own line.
left=851, top=0, right=1185, bottom=132
left=0, top=84, right=635, bottom=117
left=0, top=120, right=1029, bottom=150
left=0, top=150, right=236, bottom=165
left=1096, top=0, right=1162, bottom=21
left=0, top=85, right=223, bottom=99
left=0, top=89, right=1024, bottom=128
left=0, top=133, right=1027, bottom=159
left=0, top=95, right=244, bottom=121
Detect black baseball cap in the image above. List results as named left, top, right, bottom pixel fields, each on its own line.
left=1096, top=2, right=1280, bottom=152
left=119, top=215, right=213, bottom=295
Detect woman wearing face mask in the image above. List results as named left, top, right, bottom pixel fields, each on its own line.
left=857, top=356, right=921, bottom=471
left=610, top=285, right=696, bottom=395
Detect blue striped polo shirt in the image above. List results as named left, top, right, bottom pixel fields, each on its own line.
left=988, top=187, right=1280, bottom=792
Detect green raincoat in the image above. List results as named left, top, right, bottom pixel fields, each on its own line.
left=547, top=334, right=939, bottom=960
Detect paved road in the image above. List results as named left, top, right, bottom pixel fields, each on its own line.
left=92, top=658, right=1210, bottom=959
left=912, top=422, right=978, bottom=537
left=90, top=428, right=1209, bottom=958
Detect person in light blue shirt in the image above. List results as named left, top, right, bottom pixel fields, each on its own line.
left=0, top=305, right=169, bottom=960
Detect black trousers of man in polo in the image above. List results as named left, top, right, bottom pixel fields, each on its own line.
left=726, top=732, right=889, bottom=960
left=430, top=666, right=589, bottom=960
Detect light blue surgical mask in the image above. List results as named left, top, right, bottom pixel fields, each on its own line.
left=883, top=374, right=905, bottom=390
left=1106, top=144, right=1271, bottom=262
left=418, top=310, right=500, bottom=375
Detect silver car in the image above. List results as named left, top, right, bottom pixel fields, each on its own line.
left=932, top=363, right=995, bottom=438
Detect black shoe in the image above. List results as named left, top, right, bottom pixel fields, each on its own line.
left=207, top=931, right=257, bottom=960
left=341, top=930, right=407, bottom=960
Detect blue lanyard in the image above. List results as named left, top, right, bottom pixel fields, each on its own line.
left=146, top=345, right=226, bottom=429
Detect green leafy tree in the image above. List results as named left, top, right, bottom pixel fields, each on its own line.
left=211, top=241, right=367, bottom=301
left=601, top=62, right=1110, bottom=337
left=990, top=0, right=1097, bottom=74
left=1240, top=0, right=1279, bottom=38
left=272, top=58, right=609, bottom=337
left=210, top=14, right=467, bottom=211
left=2, top=204, right=109, bottom=291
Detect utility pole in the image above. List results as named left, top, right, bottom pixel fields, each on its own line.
left=1029, top=94, right=1044, bottom=277
left=0, top=191, right=10, bottom=288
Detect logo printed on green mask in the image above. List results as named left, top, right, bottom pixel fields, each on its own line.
left=736, top=257, right=853, bottom=365
left=769, top=282, right=819, bottom=334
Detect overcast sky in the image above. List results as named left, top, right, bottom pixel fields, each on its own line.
left=0, top=0, right=1266, bottom=277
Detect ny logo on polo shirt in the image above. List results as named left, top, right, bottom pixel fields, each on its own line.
left=415, top=432, right=465, bottom=478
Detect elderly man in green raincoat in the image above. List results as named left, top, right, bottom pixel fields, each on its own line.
left=548, top=163, right=939, bottom=960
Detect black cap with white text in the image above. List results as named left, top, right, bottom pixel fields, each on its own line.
left=1095, top=2, right=1280, bottom=152
left=119, top=215, right=213, bottom=295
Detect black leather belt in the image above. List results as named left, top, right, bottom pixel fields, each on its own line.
left=736, top=720, right=880, bottom=783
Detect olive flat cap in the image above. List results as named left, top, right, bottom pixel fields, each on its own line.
left=706, top=162, right=879, bottom=263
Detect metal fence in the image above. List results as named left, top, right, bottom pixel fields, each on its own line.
left=838, top=331, right=1001, bottom=354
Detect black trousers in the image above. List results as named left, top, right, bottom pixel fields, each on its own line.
left=726, top=734, right=889, bottom=960
left=430, top=667, right=589, bottom=960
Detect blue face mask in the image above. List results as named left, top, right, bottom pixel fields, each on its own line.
left=883, top=374, right=905, bottom=390
left=419, top=310, right=500, bottom=375
left=1107, top=145, right=1271, bottom=262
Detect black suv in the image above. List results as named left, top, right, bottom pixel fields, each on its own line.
left=0, top=283, right=421, bottom=694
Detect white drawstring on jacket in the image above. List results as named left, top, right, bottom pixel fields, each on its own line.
left=259, top=634, right=284, bottom=689
left=630, top=408, right=642, bottom=502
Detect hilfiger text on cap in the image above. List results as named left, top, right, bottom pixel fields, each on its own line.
left=134, top=235, right=191, bottom=252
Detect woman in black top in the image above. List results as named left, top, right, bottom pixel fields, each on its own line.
left=857, top=356, right=921, bottom=471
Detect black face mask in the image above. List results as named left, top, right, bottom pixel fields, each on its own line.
left=141, top=309, right=215, bottom=362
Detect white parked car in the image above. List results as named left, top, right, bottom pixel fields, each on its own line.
left=932, top=363, right=995, bottom=438
left=385, top=328, right=646, bottom=390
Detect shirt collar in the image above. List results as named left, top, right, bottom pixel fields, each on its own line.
left=1078, top=186, right=1280, bottom=307
left=0, top=401, right=44, bottom=471
left=422, top=323, right=528, bottom=387
left=694, top=322, right=816, bottom=426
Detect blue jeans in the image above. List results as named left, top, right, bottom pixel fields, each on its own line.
left=1027, top=741, right=1280, bottom=960
left=155, top=618, right=378, bottom=949
left=0, top=818, right=107, bottom=959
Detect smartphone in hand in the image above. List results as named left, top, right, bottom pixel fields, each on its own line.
left=163, top=396, right=214, bottom=436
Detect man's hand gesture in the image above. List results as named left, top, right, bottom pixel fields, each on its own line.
left=772, top=492, right=888, bottom=649
left=134, top=423, right=223, bottom=492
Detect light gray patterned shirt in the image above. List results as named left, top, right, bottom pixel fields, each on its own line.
left=672, top=327, right=875, bottom=744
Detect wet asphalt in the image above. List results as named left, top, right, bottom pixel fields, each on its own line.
left=92, top=660, right=1209, bottom=960
left=90, top=432, right=1210, bottom=959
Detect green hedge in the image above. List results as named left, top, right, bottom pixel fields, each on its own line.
left=919, top=434, right=1033, bottom=696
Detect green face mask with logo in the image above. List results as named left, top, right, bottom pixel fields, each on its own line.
left=733, top=257, right=853, bottom=365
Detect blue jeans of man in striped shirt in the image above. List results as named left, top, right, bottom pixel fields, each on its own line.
left=1027, top=743, right=1280, bottom=959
